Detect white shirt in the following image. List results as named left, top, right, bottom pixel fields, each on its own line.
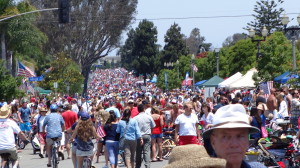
left=34, top=114, right=47, bottom=132
left=0, top=119, right=21, bottom=150
left=175, top=113, right=199, bottom=136
left=71, top=104, right=79, bottom=113
left=278, top=101, right=288, bottom=118
left=145, top=108, right=152, bottom=115
left=200, top=113, right=214, bottom=128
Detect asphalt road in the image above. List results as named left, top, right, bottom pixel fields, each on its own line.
left=17, top=143, right=168, bottom=168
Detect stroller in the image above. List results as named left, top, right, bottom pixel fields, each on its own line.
left=30, top=124, right=41, bottom=154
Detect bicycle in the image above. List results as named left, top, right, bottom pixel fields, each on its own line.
left=0, top=153, right=20, bottom=168
left=161, top=128, right=176, bottom=159
left=51, top=138, right=60, bottom=168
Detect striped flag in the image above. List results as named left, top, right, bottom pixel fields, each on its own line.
left=259, top=81, right=274, bottom=99
left=191, top=64, right=198, bottom=72
left=17, top=62, right=36, bottom=78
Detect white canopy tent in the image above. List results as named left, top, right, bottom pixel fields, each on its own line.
left=228, top=68, right=258, bottom=89
left=218, top=72, right=242, bottom=88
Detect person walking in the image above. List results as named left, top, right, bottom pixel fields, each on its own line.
left=135, top=104, right=156, bottom=168
left=150, top=106, right=164, bottom=162
left=116, top=109, right=142, bottom=168
left=103, top=111, right=119, bottom=168
left=174, top=102, right=201, bottom=145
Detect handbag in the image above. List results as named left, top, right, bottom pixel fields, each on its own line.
left=119, top=121, right=129, bottom=150
left=261, top=125, right=268, bottom=138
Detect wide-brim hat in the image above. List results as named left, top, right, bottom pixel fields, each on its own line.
left=163, top=144, right=226, bottom=168
left=0, top=105, right=11, bottom=119
left=203, top=104, right=260, bottom=139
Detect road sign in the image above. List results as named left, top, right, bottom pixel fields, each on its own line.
left=54, top=82, right=58, bottom=88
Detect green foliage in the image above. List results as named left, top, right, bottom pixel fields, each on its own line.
left=222, top=33, right=248, bottom=47
left=39, top=52, right=84, bottom=94
left=246, top=0, right=285, bottom=34
left=161, top=23, right=188, bottom=63
left=157, top=69, right=180, bottom=91
left=185, top=28, right=211, bottom=55
left=120, top=20, right=160, bottom=81
left=257, top=31, right=297, bottom=81
left=0, top=60, right=24, bottom=101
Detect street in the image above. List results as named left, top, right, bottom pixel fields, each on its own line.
left=18, top=144, right=168, bottom=168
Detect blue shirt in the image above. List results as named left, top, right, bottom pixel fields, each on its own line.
left=117, top=119, right=141, bottom=140
left=105, top=107, right=121, bottom=118
left=19, top=107, right=31, bottom=122
left=43, top=113, right=64, bottom=138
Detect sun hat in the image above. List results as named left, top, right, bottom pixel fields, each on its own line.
left=163, top=144, right=226, bottom=168
left=257, top=103, right=268, bottom=111
left=39, top=107, right=48, bottom=112
left=0, top=105, right=11, bottom=119
left=203, top=104, right=260, bottom=139
left=128, top=99, right=134, bottom=103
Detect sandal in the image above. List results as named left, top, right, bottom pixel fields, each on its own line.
left=157, top=158, right=164, bottom=161
left=151, top=159, right=157, bottom=162
left=47, top=163, right=52, bottom=167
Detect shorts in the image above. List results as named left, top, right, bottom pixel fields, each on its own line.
left=46, top=137, right=62, bottom=146
left=72, top=144, right=77, bottom=154
left=76, top=148, right=94, bottom=157
left=151, top=133, right=163, bottom=139
left=38, top=132, right=47, bottom=145
left=0, top=147, right=18, bottom=161
left=64, top=132, right=71, bottom=145
left=20, top=122, right=31, bottom=132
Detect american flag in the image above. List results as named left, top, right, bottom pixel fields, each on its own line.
left=17, top=62, right=36, bottom=78
left=191, top=64, right=198, bottom=72
left=259, top=81, right=274, bottom=99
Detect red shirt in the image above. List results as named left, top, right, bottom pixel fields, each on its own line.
left=130, top=107, right=139, bottom=118
left=62, top=110, right=78, bottom=130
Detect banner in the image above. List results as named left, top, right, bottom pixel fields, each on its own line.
left=28, top=75, right=44, bottom=82
left=185, top=72, right=189, bottom=86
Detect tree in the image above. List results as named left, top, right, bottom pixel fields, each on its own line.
left=29, top=0, right=138, bottom=96
left=131, top=20, right=160, bottom=83
left=185, top=28, right=211, bottom=55
left=119, top=29, right=136, bottom=70
left=39, top=52, right=84, bottom=95
left=0, top=60, right=24, bottom=101
left=222, top=33, right=248, bottom=47
left=257, top=32, right=298, bottom=81
left=157, top=69, right=180, bottom=91
left=161, top=23, right=188, bottom=63
left=246, top=0, right=285, bottom=34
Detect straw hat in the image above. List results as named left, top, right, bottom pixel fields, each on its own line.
left=0, top=105, right=12, bottom=119
left=203, top=104, right=260, bottom=139
left=163, top=144, right=226, bottom=168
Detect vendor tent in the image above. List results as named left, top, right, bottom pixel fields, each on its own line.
left=274, top=72, right=299, bottom=84
left=199, top=76, right=224, bottom=87
left=34, top=87, right=52, bottom=94
left=195, top=80, right=207, bottom=86
left=228, top=68, right=258, bottom=89
left=218, top=72, right=242, bottom=88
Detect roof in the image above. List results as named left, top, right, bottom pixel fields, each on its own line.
left=200, top=76, right=224, bottom=87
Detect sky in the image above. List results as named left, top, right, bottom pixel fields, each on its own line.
left=109, top=0, right=300, bottom=56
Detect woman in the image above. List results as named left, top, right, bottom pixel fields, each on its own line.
left=249, top=107, right=262, bottom=139
left=69, top=113, right=101, bottom=168
left=192, top=97, right=201, bottom=113
left=104, top=111, right=119, bottom=168
left=151, top=106, right=164, bottom=162
left=33, top=107, right=48, bottom=158
left=277, top=94, right=288, bottom=118
left=257, top=103, right=269, bottom=138
left=199, top=102, right=214, bottom=130
left=117, top=109, right=142, bottom=168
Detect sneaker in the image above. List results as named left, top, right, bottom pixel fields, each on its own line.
left=102, top=165, right=109, bottom=168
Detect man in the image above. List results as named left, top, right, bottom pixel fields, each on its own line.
left=18, top=100, right=32, bottom=136
left=81, top=98, right=91, bottom=113
left=135, top=104, right=156, bottom=168
left=213, top=96, right=226, bottom=110
left=143, top=100, right=152, bottom=115
left=290, top=90, right=300, bottom=128
left=256, top=90, right=266, bottom=106
left=174, top=102, right=201, bottom=145
left=43, top=104, right=65, bottom=167
left=61, top=104, right=78, bottom=159
left=203, top=104, right=266, bottom=168
left=104, top=101, right=121, bottom=119
left=0, top=105, right=29, bottom=168
left=71, top=99, right=79, bottom=113
left=266, top=88, right=278, bottom=120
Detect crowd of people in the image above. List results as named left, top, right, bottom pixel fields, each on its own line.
left=1, top=68, right=300, bottom=168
